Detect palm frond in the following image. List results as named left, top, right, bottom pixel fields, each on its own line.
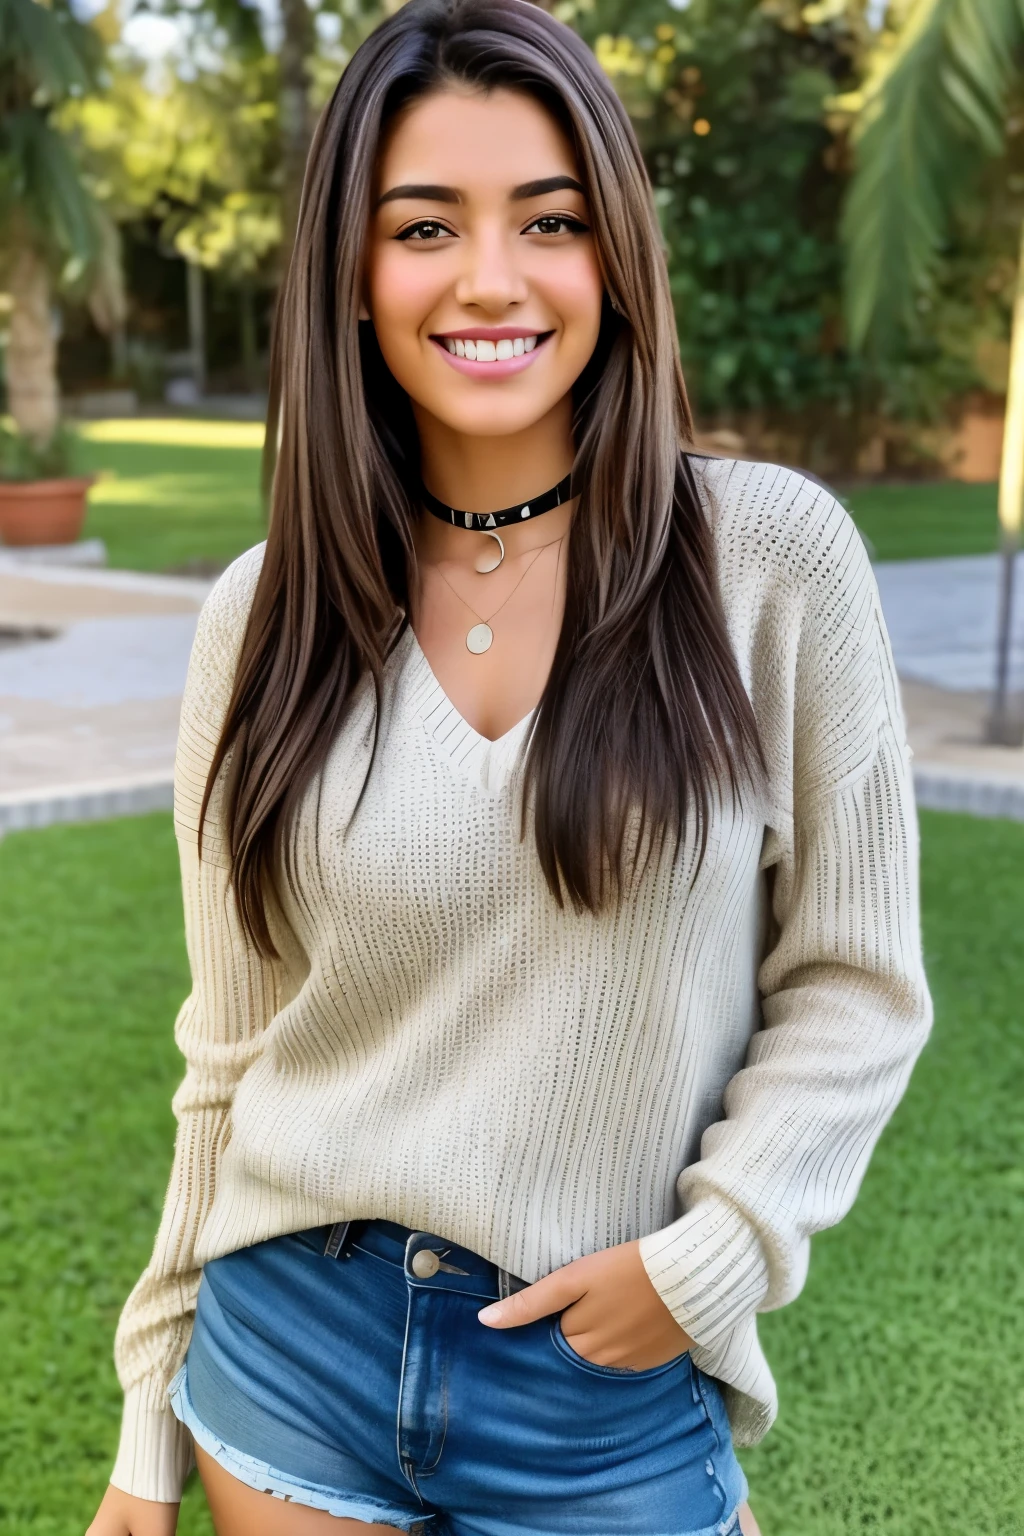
left=0, top=0, right=102, bottom=100
left=0, top=110, right=103, bottom=281
left=86, top=205, right=127, bottom=334
left=842, top=0, right=1024, bottom=351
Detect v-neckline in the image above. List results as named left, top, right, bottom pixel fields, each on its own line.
left=399, top=626, right=537, bottom=781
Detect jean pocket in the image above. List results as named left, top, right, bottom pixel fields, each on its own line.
left=549, top=1316, right=691, bottom=1380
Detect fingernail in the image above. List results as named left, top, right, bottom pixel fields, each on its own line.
left=477, top=1304, right=502, bottom=1323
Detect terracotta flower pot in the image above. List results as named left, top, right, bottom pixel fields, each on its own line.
left=0, top=476, right=94, bottom=547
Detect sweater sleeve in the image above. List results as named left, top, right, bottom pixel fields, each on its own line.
left=638, top=484, right=933, bottom=1347
left=109, top=546, right=279, bottom=1503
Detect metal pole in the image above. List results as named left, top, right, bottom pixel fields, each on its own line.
left=986, top=219, right=1024, bottom=745
left=988, top=534, right=1021, bottom=745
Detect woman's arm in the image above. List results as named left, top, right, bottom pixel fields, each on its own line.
left=636, top=493, right=933, bottom=1349
left=104, top=548, right=279, bottom=1507
left=87, top=1483, right=179, bottom=1536
left=479, top=486, right=931, bottom=1379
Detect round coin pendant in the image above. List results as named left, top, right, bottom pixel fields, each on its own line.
left=466, top=622, right=493, bottom=654
left=474, top=531, right=505, bottom=574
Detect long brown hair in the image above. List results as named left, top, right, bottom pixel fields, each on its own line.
left=202, top=0, right=763, bottom=952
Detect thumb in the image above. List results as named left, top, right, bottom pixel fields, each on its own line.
left=478, top=1267, right=584, bottom=1329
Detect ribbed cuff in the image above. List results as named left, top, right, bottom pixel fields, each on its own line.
left=638, top=1198, right=770, bottom=1346
left=110, top=1380, right=193, bottom=1504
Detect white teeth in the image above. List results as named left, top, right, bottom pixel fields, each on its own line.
left=444, top=335, right=540, bottom=361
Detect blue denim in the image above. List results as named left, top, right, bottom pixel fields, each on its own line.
left=170, top=1218, right=748, bottom=1535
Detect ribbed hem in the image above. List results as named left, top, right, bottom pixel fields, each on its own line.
left=110, top=1380, right=194, bottom=1504
left=638, top=1198, right=770, bottom=1346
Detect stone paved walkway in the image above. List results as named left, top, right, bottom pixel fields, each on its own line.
left=873, top=552, right=1023, bottom=693
left=0, top=561, right=208, bottom=820
left=869, top=553, right=1024, bottom=814
left=2, top=549, right=1024, bottom=829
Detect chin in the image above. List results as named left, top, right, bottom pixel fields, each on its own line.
left=432, top=382, right=573, bottom=433
left=446, top=410, right=556, bottom=438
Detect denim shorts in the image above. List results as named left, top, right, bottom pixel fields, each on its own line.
left=169, top=1218, right=748, bottom=1536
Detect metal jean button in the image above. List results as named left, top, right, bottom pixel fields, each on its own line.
left=411, top=1248, right=441, bottom=1278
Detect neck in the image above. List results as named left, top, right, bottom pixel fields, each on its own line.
left=414, top=397, right=574, bottom=516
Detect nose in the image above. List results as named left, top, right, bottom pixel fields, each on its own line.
left=453, top=223, right=529, bottom=314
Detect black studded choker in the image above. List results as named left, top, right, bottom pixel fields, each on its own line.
left=420, top=471, right=574, bottom=531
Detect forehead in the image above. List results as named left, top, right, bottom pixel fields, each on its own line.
left=376, top=87, right=580, bottom=193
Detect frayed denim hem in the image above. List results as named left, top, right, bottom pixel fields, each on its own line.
left=168, top=1363, right=434, bottom=1534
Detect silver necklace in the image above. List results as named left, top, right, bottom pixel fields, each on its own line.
left=475, top=531, right=504, bottom=574
left=433, top=537, right=563, bottom=654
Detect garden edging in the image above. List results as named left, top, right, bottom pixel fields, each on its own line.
left=0, top=773, right=174, bottom=836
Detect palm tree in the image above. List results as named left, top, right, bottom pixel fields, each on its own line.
left=842, top=0, right=1024, bottom=743
left=0, top=0, right=117, bottom=449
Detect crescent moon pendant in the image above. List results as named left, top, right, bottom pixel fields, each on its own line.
left=474, top=531, right=505, bottom=574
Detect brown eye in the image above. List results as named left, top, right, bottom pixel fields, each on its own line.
left=397, top=220, right=451, bottom=242
left=526, top=215, right=587, bottom=237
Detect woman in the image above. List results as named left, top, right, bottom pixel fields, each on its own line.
left=89, top=2, right=932, bottom=1533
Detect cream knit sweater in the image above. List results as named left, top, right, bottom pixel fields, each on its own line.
left=110, top=458, right=932, bottom=1503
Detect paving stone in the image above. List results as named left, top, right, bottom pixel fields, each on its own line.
left=0, top=615, right=199, bottom=708
left=0, top=562, right=208, bottom=806
left=873, top=553, right=1024, bottom=694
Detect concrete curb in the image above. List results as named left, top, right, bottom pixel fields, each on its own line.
left=0, top=538, right=108, bottom=569
left=0, top=557, right=215, bottom=604
left=0, top=774, right=174, bottom=836
left=913, top=764, right=1024, bottom=822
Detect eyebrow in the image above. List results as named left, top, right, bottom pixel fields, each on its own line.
left=376, top=183, right=460, bottom=208
left=511, top=175, right=585, bottom=200
left=375, top=174, right=585, bottom=209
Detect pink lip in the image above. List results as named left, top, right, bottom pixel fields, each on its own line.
left=434, top=326, right=550, bottom=342
left=430, top=334, right=551, bottom=379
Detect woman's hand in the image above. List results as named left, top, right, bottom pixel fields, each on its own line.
left=477, top=1238, right=695, bottom=1370
left=86, top=1484, right=179, bottom=1536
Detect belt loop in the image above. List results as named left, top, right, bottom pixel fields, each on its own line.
left=324, top=1220, right=352, bottom=1259
left=498, top=1267, right=512, bottom=1300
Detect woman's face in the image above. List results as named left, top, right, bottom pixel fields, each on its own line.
left=364, top=86, right=605, bottom=441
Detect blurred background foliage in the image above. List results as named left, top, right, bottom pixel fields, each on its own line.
left=63, top=48, right=282, bottom=278
left=0, top=0, right=1020, bottom=471
left=570, top=0, right=1020, bottom=464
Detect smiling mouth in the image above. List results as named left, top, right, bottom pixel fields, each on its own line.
left=430, top=330, right=553, bottom=362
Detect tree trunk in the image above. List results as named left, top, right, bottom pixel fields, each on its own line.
left=239, top=278, right=258, bottom=392
left=986, top=217, right=1024, bottom=745
left=186, top=258, right=206, bottom=396
left=7, top=244, right=59, bottom=447
left=279, top=0, right=315, bottom=274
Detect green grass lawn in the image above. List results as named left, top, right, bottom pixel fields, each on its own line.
left=838, top=479, right=999, bottom=562
left=1, top=810, right=1021, bottom=1534
left=71, top=419, right=999, bottom=572
left=77, top=420, right=266, bottom=574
